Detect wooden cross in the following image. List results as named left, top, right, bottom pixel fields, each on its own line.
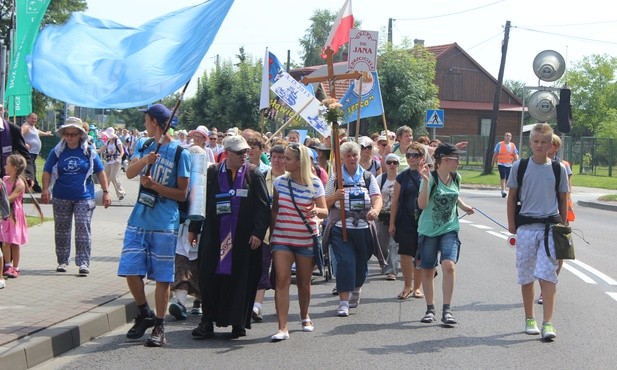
left=302, top=47, right=361, bottom=241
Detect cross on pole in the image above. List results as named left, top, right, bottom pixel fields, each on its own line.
left=302, top=47, right=361, bottom=241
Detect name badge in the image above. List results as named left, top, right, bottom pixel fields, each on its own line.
left=2, top=146, right=12, bottom=154
left=236, top=189, right=248, bottom=198
left=216, top=193, right=232, bottom=215
left=349, top=191, right=366, bottom=211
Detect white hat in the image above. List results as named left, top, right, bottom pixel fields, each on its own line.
left=358, top=136, right=374, bottom=148
left=223, top=135, right=250, bottom=152
left=226, top=127, right=239, bottom=136
left=56, top=117, right=87, bottom=140
left=385, top=153, right=400, bottom=163
left=189, top=125, right=209, bottom=138
left=377, top=135, right=388, bottom=142
left=103, top=127, right=117, bottom=139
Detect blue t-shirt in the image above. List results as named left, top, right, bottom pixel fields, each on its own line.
left=127, top=138, right=191, bottom=231
left=43, top=146, right=104, bottom=200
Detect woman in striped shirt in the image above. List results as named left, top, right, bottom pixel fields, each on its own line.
left=269, top=143, right=328, bottom=342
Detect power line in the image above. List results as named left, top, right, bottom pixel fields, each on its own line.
left=522, top=20, right=617, bottom=28
left=514, top=26, right=617, bottom=46
left=394, top=0, right=506, bottom=21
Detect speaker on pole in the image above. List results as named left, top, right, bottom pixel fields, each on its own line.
left=533, top=50, right=566, bottom=82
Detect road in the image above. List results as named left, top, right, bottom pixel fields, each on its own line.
left=36, top=189, right=617, bottom=369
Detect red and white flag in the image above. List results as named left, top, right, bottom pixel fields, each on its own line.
left=321, top=0, right=353, bottom=59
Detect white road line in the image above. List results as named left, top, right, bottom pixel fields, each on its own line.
left=471, top=224, right=492, bottom=230
left=607, top=292, right=617, bottom=302
left=460, top=219, right=472, bottom=224
left=486, top=231, right=508, bottom=240
left=561, top=262, right=597, bottom=284
left=569, top=260, right=617, bottom=286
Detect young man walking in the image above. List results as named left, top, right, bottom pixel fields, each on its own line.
left=492, top=132, right=519, bottom=198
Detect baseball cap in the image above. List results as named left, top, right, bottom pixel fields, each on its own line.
left=434, top=143, right=465, bottom=158
left=223, top=135, right=250, bottom=152
left=358, top=136, right=373, bottom=148
left=139, top=104, right=171, bottom=127
left=385, top=153, right=400, bottom=163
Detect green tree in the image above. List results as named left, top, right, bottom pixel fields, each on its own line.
left=369, top=41, right=439, bottom=135
left=299, top=9, right=360, bottom=67
left=565, top=54, right=617, bottom=137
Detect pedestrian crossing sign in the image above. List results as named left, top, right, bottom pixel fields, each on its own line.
left=426, top=109, right=444, bottom=128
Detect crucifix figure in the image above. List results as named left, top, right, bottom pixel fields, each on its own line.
left=302, top=47, right=361, bottom=240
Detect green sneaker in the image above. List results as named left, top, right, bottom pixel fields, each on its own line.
left=525, top=318, right=540, bottom=335
left=541, top=322, right=556, bottom=340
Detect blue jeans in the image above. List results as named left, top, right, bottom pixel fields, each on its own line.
left=330, top=226, right=373, bottom=292
left=418, top=231, right=460, bottom=269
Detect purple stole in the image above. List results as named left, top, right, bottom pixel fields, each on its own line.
left=215, top=162, right=248, bottom=275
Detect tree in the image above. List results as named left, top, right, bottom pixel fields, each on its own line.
left=369, top=41, right=439, bottom=135
left=299, top=9, right=360, bottom=67
left=564, top=54, right=617, bottom=137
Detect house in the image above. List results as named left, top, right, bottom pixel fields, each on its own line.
left=289, top=41, right=523, bottom=140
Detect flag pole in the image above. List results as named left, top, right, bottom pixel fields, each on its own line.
left=381, top=112, right=391, bottom=146
left=264, top=99, right=312, bottom=146
left=354, top=75, right=363, bottom=142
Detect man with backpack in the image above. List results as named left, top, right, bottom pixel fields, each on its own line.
left=506, top=123, right=568, bottom=341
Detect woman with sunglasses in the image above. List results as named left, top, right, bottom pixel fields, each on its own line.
left=416, top=143, right=474, bottom=327
left=389, top=142, right=426, bottom=300
left=42, top=118, right=111, bottom=274
left=269, top=143, right=327, bottom=341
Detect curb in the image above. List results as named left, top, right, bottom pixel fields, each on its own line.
left=577, top=200, right=617, bottom=212
left=0, top=285, right=155, bottom=370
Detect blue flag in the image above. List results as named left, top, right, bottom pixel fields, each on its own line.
left=28, top=0, right=234, bottom=108
left=340, top=71, right=384, bottom=122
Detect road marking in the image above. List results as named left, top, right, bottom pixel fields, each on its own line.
left=569, top=260, right=617, bottom=285
left=471, top=224, right=492, bottom=230
left=486, top=231, right=507, bottom=240
left=561, top=262, right=597, bottom=284
left=607, top=292, right=617, bottom=302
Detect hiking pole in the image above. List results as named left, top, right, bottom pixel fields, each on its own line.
left=145, top=81, right=190, bottom=176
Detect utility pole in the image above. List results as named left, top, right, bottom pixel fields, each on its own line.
left=388, top=18, right=393, bottom=44
left=483, top=20, right=511, bottom=175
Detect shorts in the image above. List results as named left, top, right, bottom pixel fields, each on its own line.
left=118, top=226, right=177, bottom=283
left=497, top=164, right=511, bottom=180
left=397, top=227, right=419, bottom=257
left=418, top=231, right=460, bottom=269
left=271, top=244, right=314, bottom=258
left=172, top=254, right=200, bottom=295
left=516, top=224, right=558, bottom=285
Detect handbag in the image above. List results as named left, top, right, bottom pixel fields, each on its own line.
left=545, top=223, right=575, bottom=261
left=287, top=178, right=324, bottom=275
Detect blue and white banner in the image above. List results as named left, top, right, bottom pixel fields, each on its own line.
left=340, top=71, right=384, bottom=122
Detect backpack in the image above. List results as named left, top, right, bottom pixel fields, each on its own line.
left=515, top=157, right=562, bottom=223
left=429, top=170, right=460, bottom=198
left=138, top=138, right=187, bottom=208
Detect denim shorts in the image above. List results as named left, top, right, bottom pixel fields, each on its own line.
left=418, top=231, right=460, bottom=269
left=271, top=244, right=314, bottom=257
left=117, top=226, right=177, bottom=283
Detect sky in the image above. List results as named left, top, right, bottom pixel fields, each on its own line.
left=83, top=0, right=617, bottom=97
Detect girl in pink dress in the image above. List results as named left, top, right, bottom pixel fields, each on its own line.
left=2, top=155, right=42, bottom=279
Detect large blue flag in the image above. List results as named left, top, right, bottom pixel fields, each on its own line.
left=28, top=0, right=234, bottom=108
left=340, top=71, right=384, bottom=122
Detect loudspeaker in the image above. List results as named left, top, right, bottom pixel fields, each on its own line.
left=533, top=50, right=566, bottom=82
left=528, top=90, right=559, bottom=122
left=556, top=88, right=572, bottom=133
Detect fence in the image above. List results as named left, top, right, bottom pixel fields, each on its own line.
left=435, top=135, right=616, bottom=177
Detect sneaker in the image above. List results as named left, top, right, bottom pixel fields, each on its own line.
left=537, top=294, right=543, bottom=305
left=337, top=305, right=349, bottom=317
left=78, top=265, right=90, bottom=275
left=0, top=279, right=5, bottom=289
left=4, top=267, right=18, bottom=278
left=145, top=324, right=165, bottom=347
left=271, top=330, right=289, bottom=342
left=331, top=287, right=338, bottom=295
left=385, top=273, right=397, bottom=281
left=441, top=311, right=457, bottom=326
left=251, top=306, right=263, bottom=322
left=126, top=311, right=155, bottom=339
left=349, top=291, right=361, bottom=308
left=541, top=322, right=557, bottom=340
left=190, top=300, right=202, bottom=315
left=501, top=191, right=507, bottom=198
left=119, top=195, right=125, bottom=201
left=302, top=319, right=314, bottom=332
left=168, top=302, right=188, bottom=320
left=192, top=320, right=214, bottom=339
left=421, top=311, right=436, bottom=323
left=525, top=318, right=540, bottom=335
left=56, top=264, right=67, bottom=273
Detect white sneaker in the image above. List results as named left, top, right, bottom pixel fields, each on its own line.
left=56, top=264, right=67, bottom=273
left=337, top=305, right=349, bottom=317
left=349, top=291, right=361, bottom=308
left=302, top=319, right=314, bottom=332
left=0, top=279, right=5, bottom=289
left=270, top=330, right=289, bottom=342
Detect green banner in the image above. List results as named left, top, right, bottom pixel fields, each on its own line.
left=5, top=0, right=51, bottom=117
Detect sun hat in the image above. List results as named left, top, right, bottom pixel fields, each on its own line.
left=189, top=125, right=210, bottom=138
left=358, top=136, right=374, bottom=148
left=103, top=127, right=117, bottom=139
left=139, top=104, right=171, bottom=127
left=57, top=117, right=87, bottom=140
left=223, top=135, right=250, bottom=152
left=385, top=153, right=400, bottom=163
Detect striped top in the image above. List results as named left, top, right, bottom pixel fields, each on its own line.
left=270, top=175, right=325, bottom=248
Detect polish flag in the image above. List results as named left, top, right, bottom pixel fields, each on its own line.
left=321, top=0, right=354, bottom=59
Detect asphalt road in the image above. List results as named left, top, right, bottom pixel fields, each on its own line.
left=36, top=189, right=617, bottom=369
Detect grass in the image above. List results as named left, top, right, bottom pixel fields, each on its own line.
left=26, top=215, right=52, bottom=228
left=599, top=195, right=617, bottom=202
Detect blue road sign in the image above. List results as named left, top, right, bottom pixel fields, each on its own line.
left=426, top=109, right=444, bottom=128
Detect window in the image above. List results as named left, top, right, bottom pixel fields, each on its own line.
left=480, top=118, right=492, bottom=136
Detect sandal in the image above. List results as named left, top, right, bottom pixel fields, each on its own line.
left=301, top=319, right=314, bottom=332
left=411, top=290, right=424, bottom=299
left=397, top=290, right=412, bottom=300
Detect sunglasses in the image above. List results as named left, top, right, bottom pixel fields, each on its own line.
left=63, top=132, right=81, bottom=138
left=405, top=152, right=422, bottom=159
left=288, top=143, right=300, bottom=151
left=378, top=142, right=387, bottom=147
left=209, top=137, right=217, bottom=140
left=386, top=161, right=399, bottom=165
left=231, top=149, right=248, bottom=156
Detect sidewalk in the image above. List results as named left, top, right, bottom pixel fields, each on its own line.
left=1, top=181, right=615, bottom=369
